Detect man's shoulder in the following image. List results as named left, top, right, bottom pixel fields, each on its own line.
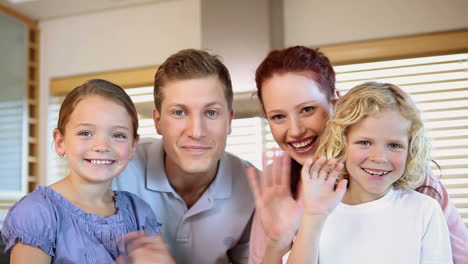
left=223, top=151, right=258, bottom=170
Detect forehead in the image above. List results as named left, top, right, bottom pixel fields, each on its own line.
left=262, top=72, right=330, bottom=109
left=161, top=76, right=227, bottom=107
left=68, top=95, right=131, bottom=125
left=349, top=110, right=411, bottom=139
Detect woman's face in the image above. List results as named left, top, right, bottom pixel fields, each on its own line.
left=262, top=72, right=335, bottom=165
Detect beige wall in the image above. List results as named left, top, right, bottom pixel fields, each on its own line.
left=284, top=0, right=468, bottom=47
left=201, top=0, right=271, bottom=93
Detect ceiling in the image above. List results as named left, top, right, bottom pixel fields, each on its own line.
left=0, top=0, right=172, bottom=21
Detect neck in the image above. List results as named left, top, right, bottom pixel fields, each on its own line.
left=164, top=154, right=218, bottom=208
left=342, top=182, right=390, bottom=205
left=51, top=176, right=113, bottom=204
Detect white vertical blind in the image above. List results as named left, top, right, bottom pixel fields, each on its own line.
left=0, top=11, right=28, bottom=200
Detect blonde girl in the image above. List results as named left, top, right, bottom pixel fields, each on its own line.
left=287, top=82, right=452, bottom=263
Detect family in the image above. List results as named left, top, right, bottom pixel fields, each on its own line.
left=2, top=46, right=467, bottom=264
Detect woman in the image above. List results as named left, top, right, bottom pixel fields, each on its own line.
left=248, top=46, right=468, bottom=264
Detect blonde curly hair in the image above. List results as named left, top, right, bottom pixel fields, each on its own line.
left=316, top=82, right=431, bottom=189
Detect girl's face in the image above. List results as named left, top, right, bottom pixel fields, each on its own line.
left=344, top=110, right=410, bottom=204
left=54, top=95, right=137, bottom=185
left=262, top=73, right=335, bottom=165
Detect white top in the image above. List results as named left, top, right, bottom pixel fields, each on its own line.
left=284, top=188, right=452, bottom=264
left=112, top=138, right=256, bottom=264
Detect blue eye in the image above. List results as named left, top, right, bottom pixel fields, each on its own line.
left=78, top=131, right=92, bottom=137
left=174, top=109, right=185, bottom=116
left=358, top=141, right=371, bottom=146
left=388, top=143, right=401, bottom=149
left=207, top=110, right=218, bottom=117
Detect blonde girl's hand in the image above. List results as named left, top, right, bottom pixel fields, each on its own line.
left=115, top=231, right=175, bottom=264
left=246, top=151, right=304, bottom=252
left=301, top=157, right=347, bottom=216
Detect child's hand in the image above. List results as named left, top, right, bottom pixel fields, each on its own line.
left=115, top=231, right=175, bottom=264
left=246, top=152, right=303, bottom=252
left=301, top=157, right=347, bottom=216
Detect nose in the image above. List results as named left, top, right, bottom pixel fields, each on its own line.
left=187, top=114, right=205, bottom=139
left=92, top=135, right=110, bottom=152
left=288, top=116, right=306, bottom=138
left=370, top=146, right=387, bottom=163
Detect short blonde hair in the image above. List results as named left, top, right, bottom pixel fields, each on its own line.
left=316, top=82, right=430, bottom=189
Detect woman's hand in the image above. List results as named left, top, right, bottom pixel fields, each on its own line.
left=116, top=231, right=175, bottom=264
left=246, top=152, right=303, bottom=252
left=300, top=157, right=347, bottom=216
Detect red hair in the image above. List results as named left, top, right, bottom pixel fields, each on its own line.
left=255, top=46, right=336, bottom=109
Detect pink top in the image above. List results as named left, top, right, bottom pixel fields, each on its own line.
left=248, top=171, right=468, bottom=264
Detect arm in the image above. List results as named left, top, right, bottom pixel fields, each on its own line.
left=420, top=199, right=453, bottom=264
left=10, top=243, right=51, bottom=264
left=421, top=167, right=468, bottom=263
left=287, top=157, right=347, bottom=264
left=246, top=152, right=304, bottom=264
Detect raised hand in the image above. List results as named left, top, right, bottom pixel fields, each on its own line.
left=300, top=157, right=347, bottom=216
left=115, top=231, right=175, bottom=264
left=246, top=151, right=303, bottom=251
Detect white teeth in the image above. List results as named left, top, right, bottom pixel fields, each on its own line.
left=291, top=138, right=313, bottom=148
left=90, top=160, right=112, bottom=165
left=363, top=168, right=389, bottom=176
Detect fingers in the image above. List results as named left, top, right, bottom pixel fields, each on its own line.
left=309, top=157, right=327, bottom=181
left=277, top=151, right=291, bottom=186
left=334, top=179, right=348, bottom=200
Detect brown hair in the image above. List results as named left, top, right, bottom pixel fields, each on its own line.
left=57, top=79, right=139, bottom=139
left=255, top=46, right=336, bottom=113
left=153, top=49, right=233, bottom=111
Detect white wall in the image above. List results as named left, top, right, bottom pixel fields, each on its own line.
left=284, top=0, right=468, bottom=47
left=38, top=0, right=202, bottom=184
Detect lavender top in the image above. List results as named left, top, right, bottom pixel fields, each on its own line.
left=1, top=185, right=160, bottom=264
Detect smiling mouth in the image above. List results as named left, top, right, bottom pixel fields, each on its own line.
left=289, top=137, right=316, bottom=150
left=86, top=159, right=115, bottom=165
left=362, top=168, right=391, bottom=176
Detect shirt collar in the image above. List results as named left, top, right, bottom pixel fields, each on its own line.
left=145, top=142, right=233, bottom=199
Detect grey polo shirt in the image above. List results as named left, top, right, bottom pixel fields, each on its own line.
left=112, top=138, right=256, bottom=264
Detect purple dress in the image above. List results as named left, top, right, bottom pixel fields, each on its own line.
left=1, top=186, right=161, bottom=264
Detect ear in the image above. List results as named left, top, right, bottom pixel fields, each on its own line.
left=331, top=90, right=341, bottom=106
left=153, top=107, right=162, bottom=136
left=227, top=109, right=234, bottom=135
left=53, top=128, right=66, bottom=156
left=130, top=134, right=139, bottom=159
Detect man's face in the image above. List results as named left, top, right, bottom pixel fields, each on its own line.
left=153, top=75, right=233, bottom=177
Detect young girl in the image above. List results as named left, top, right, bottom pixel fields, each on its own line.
left=1, top=79, right=174, bottom=264
left=288, top=82, right=452, bottom=263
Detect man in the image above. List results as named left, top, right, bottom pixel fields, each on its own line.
left=113, top=49, right=256, bottom=264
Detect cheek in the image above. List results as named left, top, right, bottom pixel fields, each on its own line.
left=346, top=147, right=366, bottom=165
left=391, top=152, right=408, bottom=170
left=268, top=123, right=286, bottom=143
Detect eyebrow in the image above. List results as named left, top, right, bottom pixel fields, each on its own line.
left=74, top=123, right=130, bottom=130
left=168, top=102, right=227, bottom=108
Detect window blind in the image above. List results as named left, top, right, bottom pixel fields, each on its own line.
left=334, top=53, right=468, bottom=226
left=262, top=53, right=468, bottom=226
